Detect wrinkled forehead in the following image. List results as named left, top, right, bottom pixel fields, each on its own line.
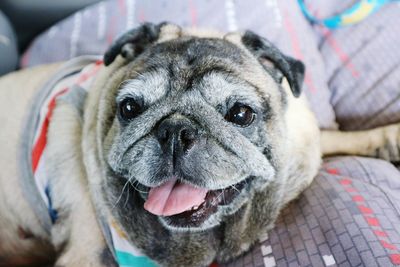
left=117, top=37, right=273, bottom=108
left=147, top=37, right=245, bottom=67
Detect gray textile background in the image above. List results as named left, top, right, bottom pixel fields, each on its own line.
left=21, top=0, right=337, bottom=129
left=221, top=157, right=400, bottom=267
left=306, top=1, right=400, bottom=130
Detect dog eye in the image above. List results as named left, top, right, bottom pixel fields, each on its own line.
left=225, top=103, right=256, bottom=127
left=119, top=98, right=141, bottom=121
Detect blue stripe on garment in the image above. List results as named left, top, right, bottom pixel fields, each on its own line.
left=44, top=185, right=58, bottom=223
left=116, top=251, right=158, bottom=267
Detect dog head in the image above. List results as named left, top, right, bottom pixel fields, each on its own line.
left=99, top=23, right=304, bottom=232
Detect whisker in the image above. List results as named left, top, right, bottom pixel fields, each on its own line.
left=123, top=180, right=131, bottom=208
left=112, top=179, right=130, bottom=210
left=230, top=185, right=241, bottom=194
left=211, top=190, right=226, bottom=206
left=129, top=179, right=148, bottom=193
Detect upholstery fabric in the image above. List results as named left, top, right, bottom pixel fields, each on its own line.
left=221, top=157, right=400, bottom=267
left=306, top=1, right=400, bottom=130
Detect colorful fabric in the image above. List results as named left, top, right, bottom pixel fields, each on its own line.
left=298, top=0, right=400, bottom=28
left=110, top=221, right=158, bottom=267
left=28, top=59, right=162, bottom=267
left=31, top=61, right=102, bottom=223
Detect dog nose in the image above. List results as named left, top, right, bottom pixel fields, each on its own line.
left=156, top=118, right=199, bottom=154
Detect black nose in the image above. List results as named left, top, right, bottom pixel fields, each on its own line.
left=156, top=118, right=199, bottom=154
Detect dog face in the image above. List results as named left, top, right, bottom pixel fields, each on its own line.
left=102, top=23, right=304, bottom=232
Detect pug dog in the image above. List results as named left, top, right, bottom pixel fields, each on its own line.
left=0, top=22, right=399, bottom=267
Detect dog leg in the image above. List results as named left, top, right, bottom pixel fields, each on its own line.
left=321, top=123, right=400, bottom=162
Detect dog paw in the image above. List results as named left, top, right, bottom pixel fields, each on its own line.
left=375, top=123, right=400, bottom=162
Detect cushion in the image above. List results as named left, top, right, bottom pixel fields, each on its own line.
left=220, top=157, right=400, bottom=267
left=306, top=1, right=400, bottom=130
left=21, top=0, right=337, bottom=129
left=0, top=10, right=18, bottom=75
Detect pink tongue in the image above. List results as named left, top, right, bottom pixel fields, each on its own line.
left=144, top=178, right=208, bottom=216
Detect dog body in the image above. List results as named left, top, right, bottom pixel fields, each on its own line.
left=0, top=24, right=399, bottom=267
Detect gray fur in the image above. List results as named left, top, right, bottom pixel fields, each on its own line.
left=100, top=24, right=307, bottom=266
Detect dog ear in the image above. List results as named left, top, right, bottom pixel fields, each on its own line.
left=104, top=22, right=168, bottom=66
left=241, top=31, right=305, bottom=97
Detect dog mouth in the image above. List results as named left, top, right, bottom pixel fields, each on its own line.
left=140, top=177, right=251, bottom=228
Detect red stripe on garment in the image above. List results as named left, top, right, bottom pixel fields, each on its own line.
left=31, top=88, right=69, bottom=172
left=76, top=63, right=102, bottom=85
left=32, top=63, right=101, bottom=172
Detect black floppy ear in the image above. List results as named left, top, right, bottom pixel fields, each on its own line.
left=104, top=22, right=168, bottom=66
left=241, top=31, right=305, bottom=97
